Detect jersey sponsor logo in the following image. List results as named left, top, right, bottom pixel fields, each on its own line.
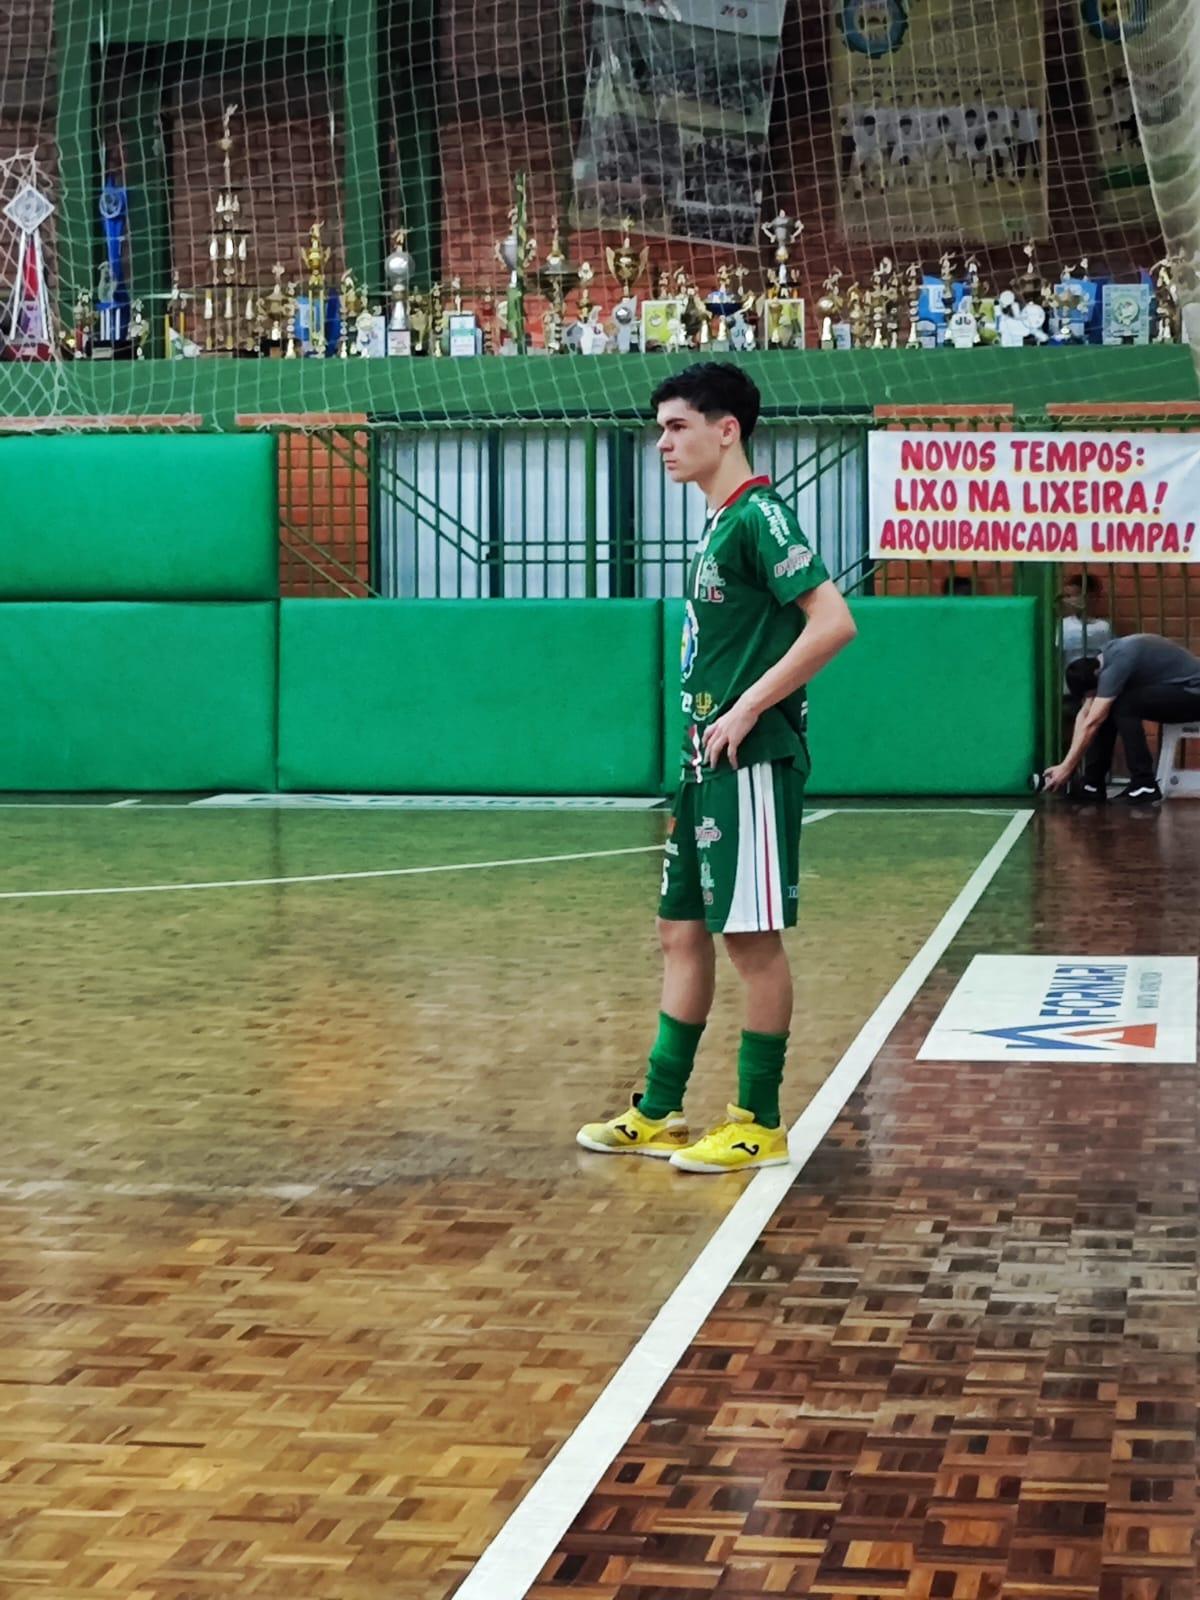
left=694, top=692, right=716, bottom=720
left=681, top=691, right=692, bottom=714
left=774, top=545, right=814, bottom=579
left=699, top=859, right=714, bottom=904
left=681, top=601, right=699, bottom=681
left=665, top=839, right=679, bottom=857
left=696, top=554, right=725, bottom=603
left=752, top=493, right=794, bottom=549
left=695, top=817, right=722, bottom=846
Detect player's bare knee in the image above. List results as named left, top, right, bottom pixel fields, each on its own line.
left=656, top=916, right=711, bottom=957
left=723, top=929, right=785, bottom=970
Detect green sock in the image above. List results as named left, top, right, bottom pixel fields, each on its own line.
left=640, top=1012, right=705, bottom=1120
left=737, top=1029, right=788, bottom=1129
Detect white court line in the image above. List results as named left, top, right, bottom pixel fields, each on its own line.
left=0, top=813, right=835, bottom=903
left=0, top=800, right=1025, bottom=814
left=453, top=806, right=1033, bottom=1600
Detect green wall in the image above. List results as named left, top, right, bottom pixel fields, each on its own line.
left=0, top=346, right=1192, bottom=430
left=806, top=598, right=1036, bottom=796
left=0, top=603, right=277, bottom=791
left=278, top=599, right=664, bottom=794
left=662, top=597, right=1036, bottom=798
left=0, top=435, right=277, bottom=599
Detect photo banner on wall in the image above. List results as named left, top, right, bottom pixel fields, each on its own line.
left=869, top=431, right=1200, bottom=563
left=832, top=0, right=1048, bottom=245
left=571, top=0, right=787, bottom=247
left=1077, top=0, right=1160, bottom=231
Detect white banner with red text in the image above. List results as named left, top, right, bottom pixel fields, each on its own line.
left=869, top=431, right=1200, bottom=564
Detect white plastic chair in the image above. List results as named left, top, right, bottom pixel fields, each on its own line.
left=1155, top=723, right=1200, bottom=797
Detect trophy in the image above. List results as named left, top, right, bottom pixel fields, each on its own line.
left=762, top=209, right=804, bottom=295
left=965, top=255, right=996, bottom=346
left=71, top=288, right=94, bottom=359
left=428, top=278, right=446, bottom=357
left=256, top=262, right=288, bottom=357
left=129, top=298, right=148, bottom=360
left=495, top=171, right=537, bottom=354
left=761, top=209, right=805, bottom=349
left=1152, top=255, right=1182, bottom=343
left=724, top=264, right=755, bottom=350
left=480, top=285, right=497, bottom=355
left=338, top=270, right=362, bottom=358
left=299, top=220, right=330, bottom=356
left=846, top=281, right=868, bottom=348
left=867, top=256, right=898, bottom=349
left=284, top=280, right=299, bottom=358
left=447, top=274, right=482, bottom=356
left=605, top=217, right=649, bottom=354
left=706, top=265, right=738, bottom=351
left=204, top=104, right=255, bottom=354
left=539, top=222, right=579, bottom=354
left=642, top=264, right=680, bottom=352
left=96, top=175, right=129, bottom=356
left=904, top=262, right=921, bottom=350
left=409, top=286, right=429, bottom=354
left=675, top=267, right=710, bottom=349
left=385, top=228, right=414, bottom=355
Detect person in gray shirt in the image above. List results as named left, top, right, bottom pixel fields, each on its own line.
left=1043, top=633, right=1200, bottom=803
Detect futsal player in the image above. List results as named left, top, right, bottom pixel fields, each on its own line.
left=578, top=363, right=857, bottom=1172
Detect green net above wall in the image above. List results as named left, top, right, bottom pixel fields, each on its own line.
left=0, top=0, right=1193, bottom=426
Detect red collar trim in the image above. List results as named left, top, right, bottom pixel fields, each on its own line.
left=716, top=475, right=770, bottom=512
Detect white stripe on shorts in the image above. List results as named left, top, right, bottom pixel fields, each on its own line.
left=723, top=763, right=784, bottom=933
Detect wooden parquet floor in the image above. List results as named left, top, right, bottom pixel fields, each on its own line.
left=0, top=805, right=1009, bottom=1598
left=529, top=805, right=1200, bottom=1600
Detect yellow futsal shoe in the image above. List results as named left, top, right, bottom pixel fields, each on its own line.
left=576, top=1094, right=689, bottom=1159
left=670, top=1105, right=790, bottom=1174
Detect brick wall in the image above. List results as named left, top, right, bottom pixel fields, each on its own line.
left=276, top=424, right=372, bottom=597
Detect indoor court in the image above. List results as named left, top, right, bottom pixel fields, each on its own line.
left=0, top=797, right=1192, bottom=1597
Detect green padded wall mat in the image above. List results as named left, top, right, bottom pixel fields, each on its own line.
left=0, top=604, right=277, bottom=790
left=0, top=435, right=278, bottom=599
left=279, top=600, right=663, bottom=794
left=663, top=597, right=1037, bottom=796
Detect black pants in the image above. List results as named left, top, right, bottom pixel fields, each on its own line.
left=1082, top=686, right=1200, bottom=787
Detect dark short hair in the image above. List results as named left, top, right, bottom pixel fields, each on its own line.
left=1064, top=573, right=1103, bottom=597
left=1065, top=656, right=1102, bottom=699
left=650, top=361, right=761, bottom=443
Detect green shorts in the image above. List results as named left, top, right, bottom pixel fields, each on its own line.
left=659, top=760, right=805, bottom=933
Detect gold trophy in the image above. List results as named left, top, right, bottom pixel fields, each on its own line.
left=338, top=270, right=362, bottom=358
left=846, top=282, right=868, bottom=348
left=408, top=286, right=429, bottom=355
left=428, top=279, right=445, bottom=357
left=539, top=222, right=579, bottom=354
left=706, top=265, right=737, bottom=351
left=761, top=209, right=805, bottom=349
left=965, top=255, right=996, bottom=346
left=257, top=262, right=289, bottom=357
left=164, top=270, right=191, bottom=359
left=385, top=228, right=414, bottom=355
left=300, top=221, right=330, bottom=356
left=606, top=217, right=649, bottom=354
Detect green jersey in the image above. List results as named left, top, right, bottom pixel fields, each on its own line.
left=679, top=476, right=830, bottom=783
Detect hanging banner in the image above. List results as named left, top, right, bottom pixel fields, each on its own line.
left=869, top=431, right=1200, bottom=563
left=571, top=0, right=786, bottom=247
left=1077, top=0, right=1158, bottom=230
left=832, top=0, right=1047, bottom=245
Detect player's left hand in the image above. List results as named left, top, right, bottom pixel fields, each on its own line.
left=703, top=699, right=760, bottom=770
